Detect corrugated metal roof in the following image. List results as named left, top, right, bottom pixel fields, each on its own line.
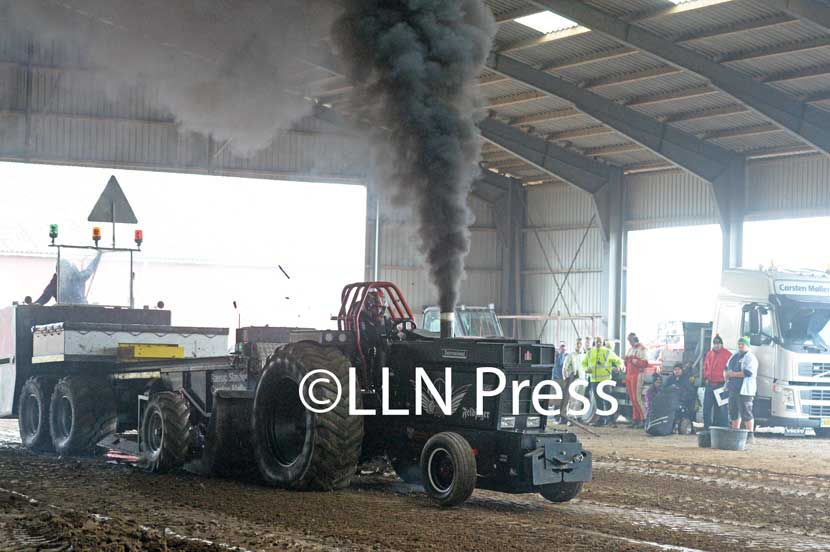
left=482, top=78, right=535, bottom=99
left=551, top=51, right=665, bottom=84
left=586, top=0, right=660, bottom=19
left=490, top=95, right=574, bottom=117
left=602, top=149, right=664, bottom=166
left=4, top=0, right=830, bottom=186
left=507, top=32, right=621, bottom=68
left=726, top=46, right=830, bottom=78
left=682, top=20, right=822, bottom=59
left=607, top=72, right=710, bottom=102
left=636, top=0, right=785, bottom=40
left=630, top=90, right=736, bottom=118
left=772, top=74, right=830, bottom=96
left=709, top=132, right=803, bottom=152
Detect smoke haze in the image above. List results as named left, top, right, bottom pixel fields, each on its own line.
left=1, top=0, right=336, bottom=153
left=333, top=0, right=496, bottom=312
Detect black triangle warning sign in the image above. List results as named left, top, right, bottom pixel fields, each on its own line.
left=87, top=176, right=138, bottom=224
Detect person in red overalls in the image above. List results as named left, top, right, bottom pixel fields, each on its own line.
left=624, top=332, right=649, bottom=428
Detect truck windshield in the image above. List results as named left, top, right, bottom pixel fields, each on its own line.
left=778, top=302, right=830, bottom=352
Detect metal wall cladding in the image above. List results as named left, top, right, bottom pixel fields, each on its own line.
left=522, top=184, right=605, bottom=345
left=0, top=63, right=22, bottom=110
left=0, top=42, right=364, bottom=181
left=380, top=267, right=502, bottom=314
left=378, top=224, right=502, bottom=269
left=625, top=170, right=719, bottom=230
left=526, top=182, right=595, bottom=227
left=29, top=66, right=170, bottom=121
left=523, top=271, right=604, bottom=346
left=377, top=196, right=503, bottom=313
left=746, top=155, right=830, bottom=219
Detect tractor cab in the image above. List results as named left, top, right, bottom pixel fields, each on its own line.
left=422, top=304, right=504, bottom=338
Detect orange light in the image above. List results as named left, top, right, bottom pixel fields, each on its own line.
left=92, top=226, right=101, bottom=244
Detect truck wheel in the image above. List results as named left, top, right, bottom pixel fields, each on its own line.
left=540, top=481, right=583, bottom=503
left=18, top=377, right=55, bottom=452
left=253, top=342, right=363, bottom=490
left=49, top=376, right=116, bottom=456
left=140, top=392, right=193, bottom=473
left=420, top=432, right=477, bottom=507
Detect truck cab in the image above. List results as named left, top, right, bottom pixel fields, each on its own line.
left=421, top=305, right=504, bottom=338
left=713, top=268, right=830, bottom=433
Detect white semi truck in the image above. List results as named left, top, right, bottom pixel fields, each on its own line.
left=713, top=268, right=830, bottom=434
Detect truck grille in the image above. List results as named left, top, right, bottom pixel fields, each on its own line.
left=809, top=389, right=830, bottom=401
left=800, top=363, right=830, bottom=377
left=804, top=405, right=830, bottom=417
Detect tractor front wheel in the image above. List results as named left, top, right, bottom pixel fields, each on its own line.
left=140, top=392, right=193, bottom=473
left=539, top=481, right=583, bottom=503
left=420, top=432, right=477, bottom=507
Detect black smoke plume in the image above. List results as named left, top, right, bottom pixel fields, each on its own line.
left=332, top=1, right=496, bottom=312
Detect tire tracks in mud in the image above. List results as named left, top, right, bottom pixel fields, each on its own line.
left=1, top=443, right=829, bottom=551
left=586, top=456, right=830, bottom=549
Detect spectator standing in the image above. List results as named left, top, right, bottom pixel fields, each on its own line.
left=552, top=343, right=569, bottom=424
left=702, top=335, right=730, bottom=428
left=726, top=336, right=758, bottom=439
left=624, top=332, right=649, bottom=428
left=583, top=337, right=623, bottom=426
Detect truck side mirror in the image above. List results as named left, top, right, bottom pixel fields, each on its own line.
left=750, top=335, right=763, bottom=347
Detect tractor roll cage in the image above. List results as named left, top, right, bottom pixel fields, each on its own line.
left=337, top=282, right=415, bottom=387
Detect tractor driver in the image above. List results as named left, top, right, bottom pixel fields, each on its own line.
left=359, top=289, right=392, bottom=378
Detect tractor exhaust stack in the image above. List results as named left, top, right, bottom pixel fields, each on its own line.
left=440, top=312, right=454, bottom=339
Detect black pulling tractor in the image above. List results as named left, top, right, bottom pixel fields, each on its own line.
left=248, top=281, right=591, bottom=506
left=8, top=281, right=591, bottom=507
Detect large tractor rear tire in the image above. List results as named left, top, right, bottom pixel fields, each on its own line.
left=420, top=432, right=477, bottom=507
left=539, top=481, right=583, bottom=503
left=252, top=342, right=363, bottom=490
left=18, top=377, right=55, bottom=452
left=49, top=376, right=117, bottom=456
left=140, top=392, right=193, bottom=473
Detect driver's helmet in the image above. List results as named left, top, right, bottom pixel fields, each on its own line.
left=364, top=289, right=387, bottom=318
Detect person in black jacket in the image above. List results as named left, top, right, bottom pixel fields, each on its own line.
left=665, top=363, right=697, bottom=434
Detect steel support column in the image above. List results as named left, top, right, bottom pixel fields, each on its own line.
left=713, top=160, right=746, bottom=270
left=594, top=173, right=625, bottom=348
left=498, top=178, right=526, bottom=339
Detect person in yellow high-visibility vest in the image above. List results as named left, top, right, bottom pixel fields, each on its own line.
left=582, top=337, right=623, bottom=426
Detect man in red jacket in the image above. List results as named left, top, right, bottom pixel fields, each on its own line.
left=702, top=335, right=731, bottom=428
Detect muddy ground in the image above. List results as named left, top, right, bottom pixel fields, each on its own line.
left=2, top=419, right=830, bottom=552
